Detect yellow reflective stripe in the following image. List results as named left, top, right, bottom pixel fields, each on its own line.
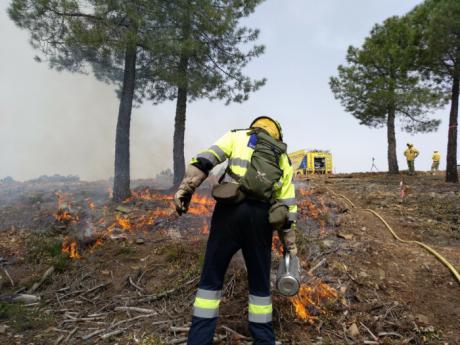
left=194, top=297, right=220, bottom=310
left=209, top=145, right=226, bottom=161
left=274, top=153, right=296, bottom=202
left=208, top=149, right=223, bottom=162
left=249, top=303, right=273, bottom=315
left=197, top=151, right=219, bottom=165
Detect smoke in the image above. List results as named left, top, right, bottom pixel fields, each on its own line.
left=0, top=4, right=176, bottom=181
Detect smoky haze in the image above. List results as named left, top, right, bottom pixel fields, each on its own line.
left=0, top=2, right=175, bottom=181
left=1, top=0, right=454, bottom=181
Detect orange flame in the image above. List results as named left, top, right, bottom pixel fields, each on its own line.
left=129, top=189, right=173, bottom=202
left=62, top=238, right=81, bottom=259
left=91, top=239, right=103, bottom=250
left=188, top=194, right=214, bottom=215
left=85, top=198, right=95, bottom=209
left=290, top=281, right=337, bottom=322
left=115, top=214, right=132, bottom=231
left=200, top=220, right=209, bottom=234
left=54, top=192, right=79, bottom=223
left=298, top=188, right=312, bottom=197
left=55, top=209, right=75, bottom=223
left=272, top=233, right=283, bottom=257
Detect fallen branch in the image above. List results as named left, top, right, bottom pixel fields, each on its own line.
left=137, top=276, right=199, bottom=303
left=221, top=325, right=249, bottom=340
left=378, top=332, right=403, bottom=338
left=308, top=258, right=327, bottom=275
left=80, top=282, right=110, bottom=296
left=359, top=322, right=378, bottom=341
left=100, top=328, right=128, bottom=340
left=170, top=326, right=190, bottom=332
left=168, top=337, right=188, bottom=344
left=11, top=294, right=41, bottom=304
left=54, top=335, right=65, bottom=345
left=28, top=266, right=54, bottom=293
left=1, top=266, right=14, bottom=287
left=64, top=327, right=78, bottom=343
left=81, top=329, right=106, bottom=341
left=63, top=316, right=105, bottom=323
left=111, top=313, right=157, bottom=328
left=115, top=306, right=156, bottom=314
left=128, top=276, right=144, bottom=293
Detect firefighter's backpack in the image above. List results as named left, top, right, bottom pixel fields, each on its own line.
left=214, top=128, right=287, bottom=203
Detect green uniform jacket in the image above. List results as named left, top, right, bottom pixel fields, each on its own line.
left=192, top=130, right=297, bottom=222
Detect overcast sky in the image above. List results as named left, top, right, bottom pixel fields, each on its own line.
left=0, top=0, right=456, bottom=181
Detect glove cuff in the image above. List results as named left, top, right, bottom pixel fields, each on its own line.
left=178, top=165, right=207, bottom=193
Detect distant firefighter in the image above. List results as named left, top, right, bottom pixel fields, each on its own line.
left=431, top=150, right=441, bottom=174
left=404, top=143, right=419, bottom=176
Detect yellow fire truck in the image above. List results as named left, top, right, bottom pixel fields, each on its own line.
left=289, top=150, right=333, bottom=176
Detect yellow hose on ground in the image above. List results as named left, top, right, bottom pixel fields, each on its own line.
left=365, top=209, right=460, bottom=284
left=326, top=188, right=460, bottom=284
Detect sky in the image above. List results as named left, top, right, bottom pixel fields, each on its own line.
left=0, top=0, right=456, bottom=181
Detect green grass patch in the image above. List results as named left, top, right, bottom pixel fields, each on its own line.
left=0, top=302, right=54, bottom=332
left=25, top=234, right=70, bottom=272
left=115, top=243, right=136, bottom=257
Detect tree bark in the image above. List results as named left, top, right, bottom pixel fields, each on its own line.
left=173, top=54, right=189, bottom=187
left=113, top=44, right=137, bottom=202
left=446, top=72, right=459, bottom=183
left=387, top=108, right=399, bottom=174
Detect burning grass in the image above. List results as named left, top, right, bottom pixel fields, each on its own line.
left=290, top=280, right=338, bottom=323
left=61, top=237, right=81, bottom=259
left=50, top=189, right=214, bottom=260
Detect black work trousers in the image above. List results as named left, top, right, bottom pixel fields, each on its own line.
left=187, top=199, right=275, bottom=345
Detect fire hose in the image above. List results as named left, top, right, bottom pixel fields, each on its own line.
left=327, top=189, right=460, bottom=285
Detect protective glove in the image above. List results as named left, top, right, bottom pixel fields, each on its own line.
left=174, top=165, right=207, bottom=215
left=268, top=203, right=289, bottom=230
left=282, top=225, right=297, bottom=257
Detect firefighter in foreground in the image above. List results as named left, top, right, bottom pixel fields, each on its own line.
left=404, top=143, right=419, bottom=176
left=174, top=116, right=297, bottom=345
left=431, top=150, right=441, bottom=174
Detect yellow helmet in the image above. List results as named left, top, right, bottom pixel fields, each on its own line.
left=250, top=116, right=283, bottom=140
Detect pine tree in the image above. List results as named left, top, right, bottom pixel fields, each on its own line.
left=330, top=16, right=445, bottom=173
left=410, top=0, right=460, bottom=183
left=8, top=0, right=170, bottom=201
left=147, top=0, right=266, bottom=186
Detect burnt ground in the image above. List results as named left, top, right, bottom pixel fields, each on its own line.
left=0, top=173, right=459, bottom=345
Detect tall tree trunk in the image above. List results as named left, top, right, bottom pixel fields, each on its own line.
left=173, top=55, right=189, bottom=187
left=113, top=44, right=137, bottom=202
left=387, top=108, right=399, bottom=174
left=446, top=73, right=459, bottom=183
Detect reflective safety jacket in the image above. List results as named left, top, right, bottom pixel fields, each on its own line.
left=404, top=147, right=419, bottom=161
left=432, top=152, right=441, bottom=162
left=192, top=129, right=297, bottom=222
